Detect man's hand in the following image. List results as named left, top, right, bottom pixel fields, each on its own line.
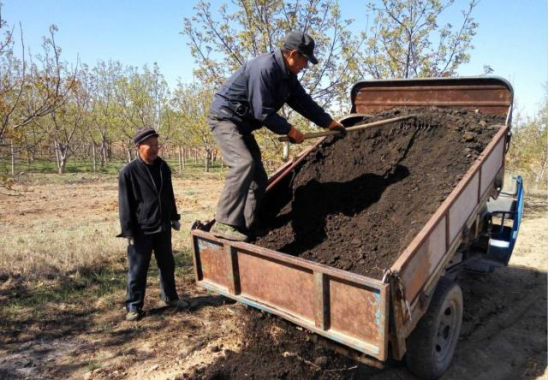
left=127, top=237, right=134, bottom=246
left=171, top=220, right=181, bottom=231
left=287, top=126, right=305, bottom=144
left=328, top=120, right=347, bottom=137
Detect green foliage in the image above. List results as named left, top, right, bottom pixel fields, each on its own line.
left=0, top=11, right=75, bottom=142
left=507, top=93, right=548, bottom=187
left=1, top=1, right=491, bottom=176
left=183, top=0, right=360, bottom=110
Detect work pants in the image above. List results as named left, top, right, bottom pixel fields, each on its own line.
left=125, top=229, right=178, bottom=311
left=209, top=117, right=268, bottom=230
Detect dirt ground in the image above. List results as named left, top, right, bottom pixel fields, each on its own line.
left=0, top=173, right=546, bottom=379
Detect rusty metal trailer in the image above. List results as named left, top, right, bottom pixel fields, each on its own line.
left=190, top=77, right=523, bottom=378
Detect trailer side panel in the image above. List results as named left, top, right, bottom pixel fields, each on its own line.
left=191, top=231, right=390, bottom=360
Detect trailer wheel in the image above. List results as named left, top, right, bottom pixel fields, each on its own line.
left=405, top=278, right=463, bottom=380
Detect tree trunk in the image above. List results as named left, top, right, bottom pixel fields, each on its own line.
left=10, top=140, right=15, bottom=176
left=100, top=139, right=107, bottom=167
left=205, top=149, right=211, bottom=172
left=26, top=147, right=32, bottom=166
left=178, top=145, right=183, bottom=174
left=92, top=143, right=97, bottom=173
left=54, top=142, right=61, bottom=170
left=58, top=155, right=67, bottom=174
left=56, top=144, right=67, bottom=174
left=126, top=146, right=133, bottom=163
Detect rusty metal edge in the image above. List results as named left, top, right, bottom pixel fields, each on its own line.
left=191, top=229, right=386, bottom=290
left=355, top=100, right=511, bottom=106
left=311, top=334, right=386, bottom=369
left=389, top=274, right=407, bottom=360
left=390, top=123, right=509, bottom=276
left=350, top=76, right=514, bottom=113
left=353, top=84, right=509, bottom=91
left=401, top=172, right=502, bottom=338
left=197, top=279, right=387, bottom=360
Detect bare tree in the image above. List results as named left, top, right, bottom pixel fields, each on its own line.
left=358, top=0, right=480, bottom=79
left=0, top=15, right=76, bottom=142
left=172, top=83, right=216, bottom=172
left=113, top=64, right=171, bottom=162
left=41, top=65, right=91, bottom=174
left=182, top=0, right=362, bottom=111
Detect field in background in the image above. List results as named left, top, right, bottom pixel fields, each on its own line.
left=0, top=172, right=546, bottom=379
left=0, top=168, right=224, bottom=280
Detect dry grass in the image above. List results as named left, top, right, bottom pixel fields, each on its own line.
left=0, top=173, right=223, bottom=280
left=0, top=171, right=546, bottom=379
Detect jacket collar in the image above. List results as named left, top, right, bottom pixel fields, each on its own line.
left=136, top=154, right=164, bottom=168
left=274, top=49, right=292, bottom=79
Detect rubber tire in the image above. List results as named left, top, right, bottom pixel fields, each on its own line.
left=405, top=278, right=463, bottom=380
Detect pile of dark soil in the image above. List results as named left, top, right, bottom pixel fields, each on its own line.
left=254, top=107, right=505, bottom=279
left=198, top=308, right=376, bottom=380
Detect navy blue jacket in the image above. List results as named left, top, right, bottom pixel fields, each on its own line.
left=209, top=49, right=333, bottom=135
left=117, top=156, right=180, bottom=238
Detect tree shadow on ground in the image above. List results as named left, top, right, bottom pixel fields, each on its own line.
left=144, top=294, right=234, bottom=317
left=198, top=264, right=547, bottom=380
left=0, top=247, right=234, bottom=379
left=0, top=265, right=127, bottom=347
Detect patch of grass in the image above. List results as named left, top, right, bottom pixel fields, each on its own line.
left=0, top=222, right=126, bottom=280
left=86, top=360, right=103, bottom=372
left=173, top=249, right=195, bottom=278
left=0, top=264, right=128, bottom=344
left=0, top=157, right=228, bottom=178
left=1, top=266, right=126, bottom=311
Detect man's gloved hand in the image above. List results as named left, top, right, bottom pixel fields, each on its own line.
left=127, top=237, right=134, bottom=246
left=328, top=120, right=347, bottom=137
left=171, top=220, right=181, bottom=231
left=287, top=126, right=305, bottom=144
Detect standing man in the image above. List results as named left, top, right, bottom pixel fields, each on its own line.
left=208, top=31, right=346, bottom=242
left=117, top=127, right=189, bottom=321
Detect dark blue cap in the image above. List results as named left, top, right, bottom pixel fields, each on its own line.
left=283, top=31, right=318, bottom=64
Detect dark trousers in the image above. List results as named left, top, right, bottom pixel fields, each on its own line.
left=126, top=229, right=179, bottom=311
left=209, top=117, right=268, bottom=230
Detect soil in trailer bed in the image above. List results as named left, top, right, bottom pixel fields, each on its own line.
left=254, top=107, right=506, bottom=279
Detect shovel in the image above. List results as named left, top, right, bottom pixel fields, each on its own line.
left=278, top=114, right=417, bottom=142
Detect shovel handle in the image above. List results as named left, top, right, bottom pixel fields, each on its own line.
left=278, top=114, right=416, bottom=142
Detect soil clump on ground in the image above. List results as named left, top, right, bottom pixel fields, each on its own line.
left=198, top=308, right=370, bottom=380
left=254, top=107, right=505, bottom=279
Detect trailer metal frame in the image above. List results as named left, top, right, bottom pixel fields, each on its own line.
left=190, top=76, right=515, bottom=364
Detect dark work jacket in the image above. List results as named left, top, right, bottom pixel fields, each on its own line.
left=117, top=156, right=180, bottom=238
left=209, top=49, right=333, bottom=135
